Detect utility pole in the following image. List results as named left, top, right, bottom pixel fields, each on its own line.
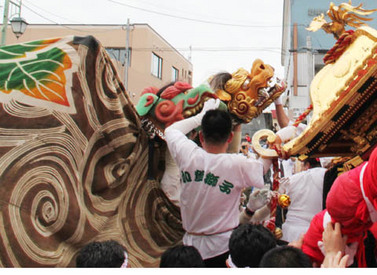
left=1, top=0, right=10, bottom=46
left=124, top=18, right=130, bottom=92
left=306, top=36, right=314, bottom=123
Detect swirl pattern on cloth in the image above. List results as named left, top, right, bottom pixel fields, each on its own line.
left=0, top=35, right=183, bottom=267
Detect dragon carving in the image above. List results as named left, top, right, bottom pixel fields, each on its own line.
left=136, top=59, right=286, bottom=134
left=135, top=82, right=227, bottom=140
left=209, top=59, right=286, bottom=123
left=306, top=0, right=377, bottom=39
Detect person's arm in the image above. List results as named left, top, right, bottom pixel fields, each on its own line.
left=321, top=251, right=349, bottom=268
left=278, top=177, right=290, bottom=194
left=250, top=204, right=271, bottom=223
left=321, top=222, right=348, bottom=268
left=240, top=204, right=270, bottom=224
left=165, top=98, right=220, bottom=135
left=165, top=99, right=220, bottom=165
left=239, top=189, right=271, bottom=224
left=271, top=125, right=298, bottom=159
left=288, top=234, right=304, bottom=249
left=260, top=158, right=273, bottom=175
left=275, top=97, right=307, bottom=135
left=228, top=124, right=241, bottom=153
left=274, top=97, right=290, bottom=128
left=276, top=125, right=297, bottom=142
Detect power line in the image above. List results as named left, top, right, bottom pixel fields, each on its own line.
left=22, top=3, right=61, bottom=24
left=20, top=1, right=283, bottom=55
left=123, top=0, right=260, bottom=27
left=17, top=5, right=283, bottom=55
left=23, top=0, right=304, bottom=31
left=23, top=0, right=81, bottom=24
left=107, top=0, right=283, bottom=28
left=22, top=2, right=124, bottom=33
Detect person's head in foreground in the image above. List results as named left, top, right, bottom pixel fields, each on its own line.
left=259, top=245, right=312, bottom=267
left=200, top=109, right=233, bottom=152
left=228, top=224, right=276, bottom=267
left=76, top=240, right=128, bottom=267
left=160, top=244, right=205, bottom=267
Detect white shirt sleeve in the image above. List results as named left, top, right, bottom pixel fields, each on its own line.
left=165, top=127, right=198, bottom=168
left=165, top=114, right=201, bottom=135
left=240, top=158, right=265, bottom=189
left=287, top=120, right=307, bottom=136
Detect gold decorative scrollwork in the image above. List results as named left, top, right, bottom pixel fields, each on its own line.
left=251, top=129, right=279, bottom=158
left=228, top=91, right=258, bottom=122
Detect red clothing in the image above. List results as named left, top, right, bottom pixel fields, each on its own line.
left=327, top=164, right=372, bottom=241
left=301, top=210, right=327, bottom=265
left=302, top=147, right=377, bottom=267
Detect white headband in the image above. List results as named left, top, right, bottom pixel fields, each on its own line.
left=226, top=254, right=250, bottom=268
left=120, top=251, right=129, bottom=268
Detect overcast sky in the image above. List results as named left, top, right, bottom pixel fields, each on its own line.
left=16, top=0, right=285, bottom=86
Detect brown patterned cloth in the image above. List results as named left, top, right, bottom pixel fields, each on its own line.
left=0, top=35, right=183, bottom=267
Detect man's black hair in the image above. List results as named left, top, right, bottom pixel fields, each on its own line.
left=259, top=245, right=312, bottom=267
left=201, top=109, right=232, bottom=145
left=322, top=162, right=343, bottom=209
left=160, top=245, right=205, bottom=267
left=229, top=224, right=276, bottom=267
left=76, top=240, right=126, bottom=267
left=304, top=157, right=321, bottom=168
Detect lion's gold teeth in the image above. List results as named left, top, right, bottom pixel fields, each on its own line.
left=182, top=96, right=214, bottom=118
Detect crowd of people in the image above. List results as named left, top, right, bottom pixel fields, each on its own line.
left=75, top=222, right=348, bottom=268
left=74, top=82, right=377, bottom=268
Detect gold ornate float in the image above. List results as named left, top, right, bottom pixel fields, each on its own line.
left=253, top=1, right=377, bottom=160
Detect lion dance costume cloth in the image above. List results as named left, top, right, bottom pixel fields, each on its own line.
left=0, top=35, right=183, bottom=267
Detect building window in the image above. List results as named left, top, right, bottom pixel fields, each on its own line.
left=172, top=67, right=179, bottom=81
left=188, top=71, right=192, bottom=85
left=151, top=53, right=163, bottom=79
left=106, top=47, right=131, bottom=66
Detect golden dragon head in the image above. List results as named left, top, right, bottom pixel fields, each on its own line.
left=306, top=1, right=377, bottom=39
left=209, top=59, right=286, bottom=124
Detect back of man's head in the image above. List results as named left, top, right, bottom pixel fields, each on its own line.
left=304, top=158, right=322, bottom=169
left=259, top=245, right=312, bottom=267
left=229, top=224, right=276, bottom=267
left=201, top=109, right=232, bottom=145
left=160, top=245, right=205, bottom=267
left=76, top=240, right=126, bottom=267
